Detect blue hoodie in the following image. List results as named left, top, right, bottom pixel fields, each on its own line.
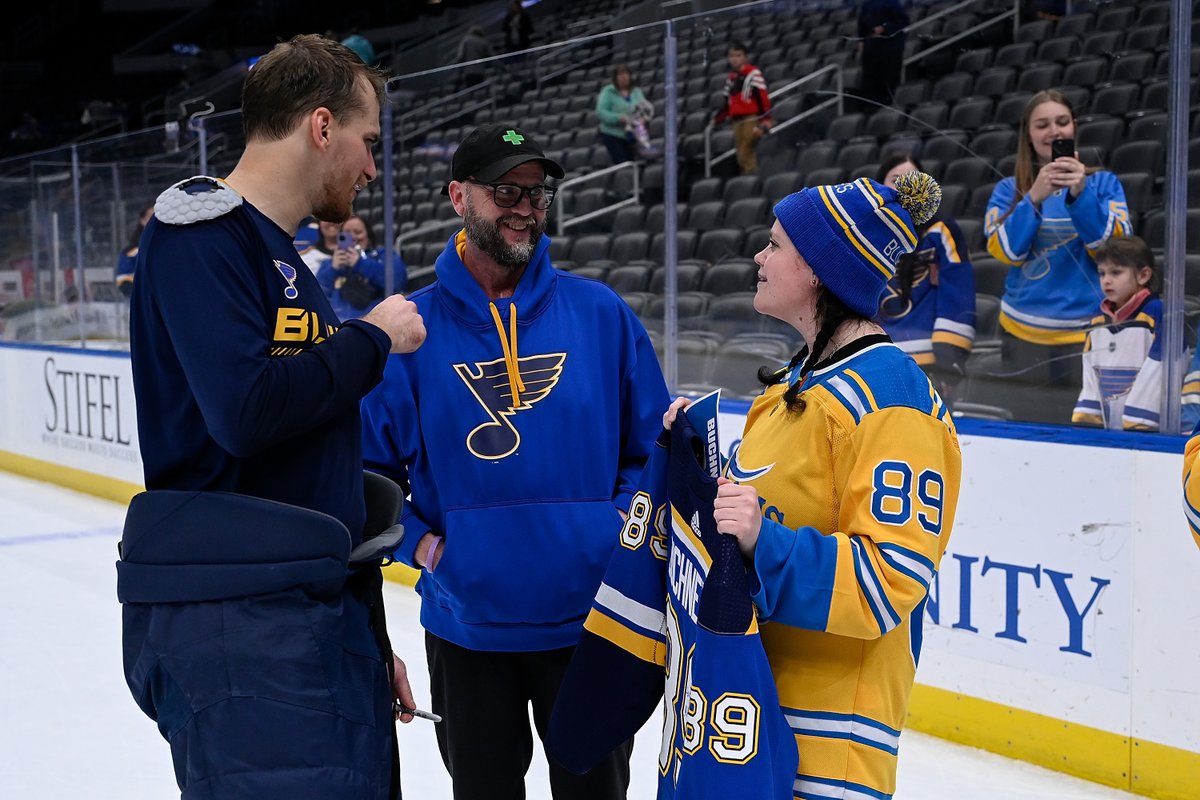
left=361, top=230, right=669, bottom=651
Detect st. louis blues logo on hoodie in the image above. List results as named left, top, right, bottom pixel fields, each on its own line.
left=454, top=352, right=565, bottom=459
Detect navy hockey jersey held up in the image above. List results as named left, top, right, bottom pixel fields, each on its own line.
left=548, top=413, right=798, bottom=799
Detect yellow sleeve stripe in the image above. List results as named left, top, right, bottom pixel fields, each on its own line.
left=115, top=274, right=134, bottom=285
left=926, top=222, right=961, bottom=263
left=583, top=608, right=664, bottom=666
left=931, top=331, right=972, bottom=350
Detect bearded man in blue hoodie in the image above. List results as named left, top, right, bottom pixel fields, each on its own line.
left=361, top=123, right=669, bottom=800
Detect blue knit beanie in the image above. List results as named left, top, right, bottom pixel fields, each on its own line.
left=772, top=173, right=941, bottom=318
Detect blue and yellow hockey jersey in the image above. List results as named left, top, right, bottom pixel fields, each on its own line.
left=984, top=171, right=1130, bottom=345
left=740, top=335, right=961, bottom=800
left=878, top=215, right=975, bottom=371
left=548, top=412, right=797, bottom=799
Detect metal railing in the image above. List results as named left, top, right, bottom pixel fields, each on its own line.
left=703, top=64, right=844, bottom=177
left=554, top=160, right=641, bottom=236
left=900, top=0, right=1020, bottom=83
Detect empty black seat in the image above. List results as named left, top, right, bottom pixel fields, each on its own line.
left=723, top=175, right=763, bottom=204
left=1075, top=115, right=1125, bottom=161
left=1126, top=112, right=1168, bottom=150
left=1081, top=29, right=1122, bottom=57
left=970, top=129, right=1017, bottom=161
left=948, top=97, right=995, bottom=131
left=1089, top=82, right=1139, bottom=117
left=994, top=42, right=1035, bottom=68
left=688, top=177, right=724, bottom=205
left=763, top=170, right=803, bottom=206
left=1123, top=24, right=1166, bottom=52
left=993, top=92, right=1034, bottom=126
left=695, top=229, right=747, bottom=265
left=605, top=264, right=652, bottom=293
left=966, top=182, right=998, bottom=218
left=700, top=260, right=758, bottom=295
left=932, top=72, right=974, bottom=99
left=836, top=141, right=880, bottom=172
left=649, top=230, right=699, bottom=263
left=937, top=183, right=968, bottom=217
left=908, top=101, right=949, bottom=132
left=687, top=201, right=726, bottom=231
left=609, top=231, right=651, bottom=264
left=825, top=113, right=866, bottom=142
left=1062, top=57, right=1108, bottom=89
left=1016, top=63, right=1062, bottom=93
left=972, top=255, right=1009, bottom=298
left=805, top=166, right=846, bottom=186
left=1111, top=140, right=1166, bottom=178
left=1108, top=51, right=1155, bottom=84
left=1054, top=13, right=1095, bottom=39
left=569, top=233, right=612, bottom=264
left=1036, top=36, right=1080, bottom=63
left=649, top=263, right=704, bottom=294
left=955, top=48, right=993, bottom=74
left=725, top=197, right=770, bottom=229
left=943, top=158, right=992, bottom=189
left=704, top=292, right=761, bottom=340
left=1116, top=171, right=1154, bottom=220
left=973, top=67, right=1016, bottom=99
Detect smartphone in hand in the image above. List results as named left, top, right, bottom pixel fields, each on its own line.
left=337, top=231, right=354, bottom=250
left=1050, top=138, right=1075, bottom=161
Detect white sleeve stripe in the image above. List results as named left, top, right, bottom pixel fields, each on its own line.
left=879, top=548, right=934, bottom=589
left=594, top=583, right=665, bottom=633
left=851, top=537, right=900, bottom=632
left=935, top=318, right=975, bottom=337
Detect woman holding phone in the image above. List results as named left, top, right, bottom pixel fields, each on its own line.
left=316, top=215, right=394, bottom=321
left=983, top=88, right=1131, bottom=423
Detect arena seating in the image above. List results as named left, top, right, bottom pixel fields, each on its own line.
left=352, top=0, right=1199, bottom=416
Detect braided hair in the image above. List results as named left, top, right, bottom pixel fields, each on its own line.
left=757, top=288, right=858, bottom=414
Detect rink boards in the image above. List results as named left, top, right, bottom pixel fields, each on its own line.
left=0, top=343, right=1196, bottom=800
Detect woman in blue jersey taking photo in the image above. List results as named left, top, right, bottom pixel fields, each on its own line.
left=664, top=172, right=962, bottom=800
left=317, top=214, right=404, bottom=320
left=984, top=89, right=1131, bottom=423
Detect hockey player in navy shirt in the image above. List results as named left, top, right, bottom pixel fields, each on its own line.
left=117, top=34, right=426, bottom=800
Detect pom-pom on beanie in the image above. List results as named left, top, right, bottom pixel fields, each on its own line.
left=772, top=172, right=941, bottom=317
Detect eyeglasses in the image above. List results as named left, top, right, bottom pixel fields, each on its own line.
left=465, top=180, right=556, bottom=210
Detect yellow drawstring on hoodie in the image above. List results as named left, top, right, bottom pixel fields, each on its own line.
left=489, top=302, right=525, bottom=407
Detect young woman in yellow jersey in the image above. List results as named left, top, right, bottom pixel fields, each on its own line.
left=667, top=172, right=962, bottom=800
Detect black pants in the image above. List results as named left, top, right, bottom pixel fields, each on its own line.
left=425, top=632, right=633, bottom=800
left=600, top=132, right=635, bottom=165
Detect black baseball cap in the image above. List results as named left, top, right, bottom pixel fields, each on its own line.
left=442, top=124, right=564, bottom=194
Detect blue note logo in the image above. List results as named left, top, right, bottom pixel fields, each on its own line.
left=454, top=352, right=566, bottom=459
left=274, top=260, right=300, bottom=299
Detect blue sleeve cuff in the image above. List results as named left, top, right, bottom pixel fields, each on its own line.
left=748, top=518, right=837, bottom=630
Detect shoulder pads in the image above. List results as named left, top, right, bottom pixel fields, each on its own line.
left=155, top=176, right=242, bottom=225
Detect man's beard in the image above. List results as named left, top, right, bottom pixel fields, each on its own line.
left=463, top=193, right=545, bottom=272
left=313, top=177, right=353, bottom=225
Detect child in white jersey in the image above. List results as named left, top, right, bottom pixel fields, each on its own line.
left=1071, top=236, right=1167, bottom=430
